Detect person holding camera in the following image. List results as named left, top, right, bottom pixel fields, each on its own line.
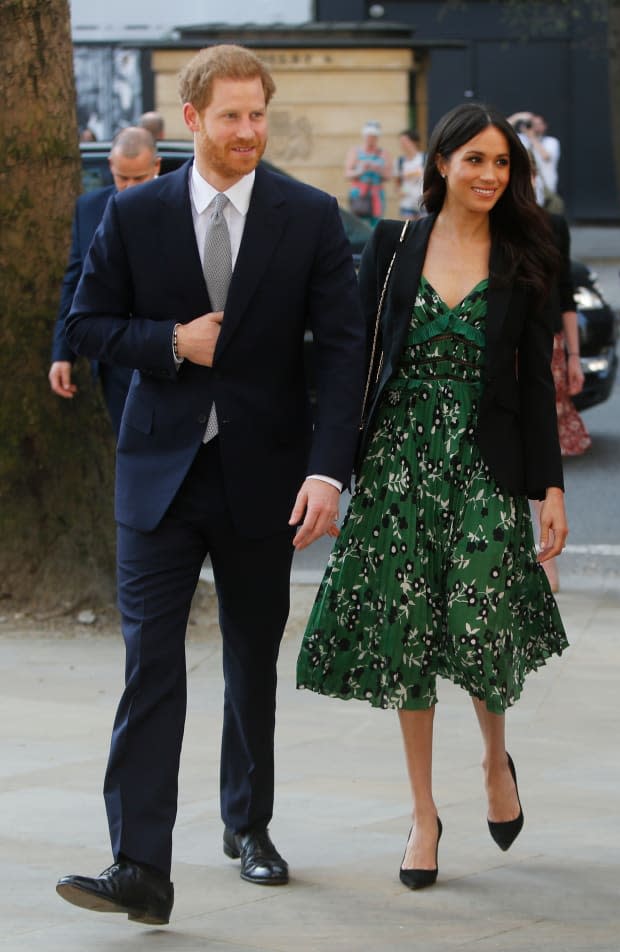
left=508, top=111, right=562, bottom=211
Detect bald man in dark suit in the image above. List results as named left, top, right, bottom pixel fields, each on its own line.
left=49, top=127, right=160, bottom=434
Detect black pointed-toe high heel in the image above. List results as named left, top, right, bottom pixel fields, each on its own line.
left=487, top=753, right=524, bottom=851
left=399, top=817, right=443, bottom=890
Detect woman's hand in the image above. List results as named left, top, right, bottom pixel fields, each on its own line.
left=289, top=479, right=340, bottom=551
left=567, top=353, right=585, bottom=396
left=537, top=487, right=568, bottom=562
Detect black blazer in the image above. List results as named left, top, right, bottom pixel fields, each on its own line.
left=67, top=161, right=366, bottom=535
left=357, top=216, right=563, bottom=500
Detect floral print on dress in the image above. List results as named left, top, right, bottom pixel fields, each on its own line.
left=297, top=276, right=568, bottom=714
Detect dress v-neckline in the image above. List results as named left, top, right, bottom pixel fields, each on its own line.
left=421, top=274, right=488, bottom=313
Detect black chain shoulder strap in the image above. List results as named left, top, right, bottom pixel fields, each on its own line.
left=359, top=219, right=411, bottom=429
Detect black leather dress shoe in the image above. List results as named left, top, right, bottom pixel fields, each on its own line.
left=56, top=860, right=173, bottom=925
left=223, top=827, right=289, bottom=885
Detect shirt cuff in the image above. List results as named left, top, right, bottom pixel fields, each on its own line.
left=307, top=474, right=343, bottom=493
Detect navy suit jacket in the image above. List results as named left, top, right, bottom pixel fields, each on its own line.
left=51, top=185, right=115, bottom=367
left=67, top=161, right=366, bottom=537
left=358, top=216, right=563, bottom=500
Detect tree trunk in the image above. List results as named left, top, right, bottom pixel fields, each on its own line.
left=0, top=0, right=116, bottom=612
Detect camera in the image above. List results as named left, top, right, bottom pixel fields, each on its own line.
left=514, top=119, right=532, bottom=134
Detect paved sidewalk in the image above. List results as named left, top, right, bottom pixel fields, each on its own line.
left=1, top=576, right=619, bottom=951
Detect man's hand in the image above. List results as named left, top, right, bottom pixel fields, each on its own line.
left=538, top=487, right=568, bottom=563
left=289, top=479, right=340, bottom=551
left=175, top=312, right=224, bottom=367
left=49, top=361, right=78, bottom=398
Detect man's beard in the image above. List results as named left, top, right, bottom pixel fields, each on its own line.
left=201, top=134, right=267, bottom=180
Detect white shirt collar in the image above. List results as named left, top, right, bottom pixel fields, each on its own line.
left=190, top=162, right=255, bottom=216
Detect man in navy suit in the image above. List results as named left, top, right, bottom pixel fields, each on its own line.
left=56, top=45, right=365, bottom=925
left=48, top=127, right=161, bottom=434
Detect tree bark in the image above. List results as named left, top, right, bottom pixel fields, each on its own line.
left=0, top=0, right=116, bottom=611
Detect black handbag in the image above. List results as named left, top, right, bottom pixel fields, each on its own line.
left=355, top=219, right=411, bottom=471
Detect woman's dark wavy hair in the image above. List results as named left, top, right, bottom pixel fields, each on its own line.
left=422, top=102, right=558, bottom=298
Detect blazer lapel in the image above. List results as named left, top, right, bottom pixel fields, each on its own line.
left=158, top=161, right=210, bottom=311
left=215, top=166, right=288, bottom=359
left=382, top=214, right=435, bottom=374
left=486, top=242, right=513, bottom=374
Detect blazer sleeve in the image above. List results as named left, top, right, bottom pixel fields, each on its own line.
left=50, top=207, right=83, bottom=363
left=518, top=295, right=564, bottom=497
left=304, top=196, right=367, bottom=484
left=552, top=214, right=576, bottom=314
left=66, top=195, right=178, bottom=379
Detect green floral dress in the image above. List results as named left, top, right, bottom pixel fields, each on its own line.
left=297, top=276, right=568, bottom=714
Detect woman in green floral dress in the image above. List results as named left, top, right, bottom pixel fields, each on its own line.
left=297, top=103, right=569, bottom=890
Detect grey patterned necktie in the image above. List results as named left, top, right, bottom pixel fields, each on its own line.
left=204, top=192, right=232, bottom=310
left=203, top=192, right=232, bottom=442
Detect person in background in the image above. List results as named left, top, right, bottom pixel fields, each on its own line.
left=55, top=44, right=365, bottom=925
left=508, top=111, right=562, bottom=212
left=49, top=127, right=160, bottom=435
left=530, top=114, right=561, bottom=197
left=139, top=110, right=166, bottom=140
left=529, top=154, right=590, bottom=592
left=298, top=102, right=568, bottom=891
left=394, top=129, right=425, bottom=219
left=345, top=120, right=392, bottom=226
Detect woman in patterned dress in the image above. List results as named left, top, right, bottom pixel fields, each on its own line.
left=297, top=104, right=569, bottom=890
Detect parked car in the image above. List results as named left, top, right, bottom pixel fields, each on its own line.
left=570, top=261, right=618, bottom=410
left=80, top=142, right=617, bottom=409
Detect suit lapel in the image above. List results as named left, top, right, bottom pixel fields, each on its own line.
left=158, top=161, right=210, bottom=311
left=215, top=166, right=288, bottom=358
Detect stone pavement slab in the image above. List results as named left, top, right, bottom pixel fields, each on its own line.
left=0, top=581, right=619, bottom=951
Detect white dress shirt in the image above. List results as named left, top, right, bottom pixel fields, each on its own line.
left=189, top=162, right=254, bottom=269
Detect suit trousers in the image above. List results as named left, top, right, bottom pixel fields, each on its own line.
left=105, top=438, right=295, bottom=876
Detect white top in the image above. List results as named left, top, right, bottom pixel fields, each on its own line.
left=394, top=153, right=424, bottom=212
left=535, top=135, right=560, bottom=194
